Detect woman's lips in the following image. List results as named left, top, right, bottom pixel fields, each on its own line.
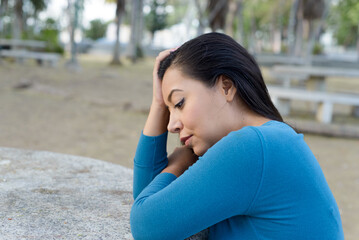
left=180, top=135, right=193, bottom=146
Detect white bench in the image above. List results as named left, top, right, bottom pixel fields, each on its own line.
left=268, top=86, right=359, bottom=124
left=0, top=38, right=46, bottom=49
left=0, top=50, right=60, bottom=67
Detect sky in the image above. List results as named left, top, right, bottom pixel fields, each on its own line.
left=40, top=0, right=116, bottom=27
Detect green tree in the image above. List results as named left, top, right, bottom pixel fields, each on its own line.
left=29, top=0, right=47, bottom=17
left=11, top=0, right=48, bottom=39
left=37, top=18, right=64, bottom=54
left=329, top=0, right=359, bottom=47
left=145, top=0, right=168, bottom=44
left=85, top=19, right=108, bottom=40
left=241, top=0, right=291, bottom=53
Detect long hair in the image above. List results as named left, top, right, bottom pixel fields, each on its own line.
left=158, top=32, right=283, bottom=122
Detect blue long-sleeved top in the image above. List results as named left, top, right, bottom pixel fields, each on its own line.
left=131, top=121, right=344, bottom=239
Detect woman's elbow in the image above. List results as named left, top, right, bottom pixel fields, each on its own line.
left=131, top=204, right=174, bottom=240
left=130, top=205, right=156, bottom=240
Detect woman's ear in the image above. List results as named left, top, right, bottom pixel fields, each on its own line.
left=218, top=75, right=237, bottom=102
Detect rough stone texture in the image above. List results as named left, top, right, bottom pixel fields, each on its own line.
left=0, top=148, right=208, bottom=240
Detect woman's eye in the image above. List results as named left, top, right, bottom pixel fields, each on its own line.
left=174, top=98, right=184, bottom=109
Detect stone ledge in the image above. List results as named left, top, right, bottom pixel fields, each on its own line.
left=0, top=147, right=208, bottom=240
left=0, top=147, right=134, bottom=239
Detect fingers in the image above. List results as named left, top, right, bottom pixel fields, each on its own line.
left=153, top=48, right=178, bottom=76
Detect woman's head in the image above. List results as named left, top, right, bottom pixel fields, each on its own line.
left=158, top=32, right=283, bottom=156
left=158, top=32, right=282, bottom=122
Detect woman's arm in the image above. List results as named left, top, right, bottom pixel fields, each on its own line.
left=131, top=128, right=264, bottom=240
left=133, top=50, right=175, bottom=199
left=143, top=50, right=173, bottom=136
left=133, top=131, right=168, bottom=199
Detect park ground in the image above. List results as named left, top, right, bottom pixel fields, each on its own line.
left=0, top=54, right=358, bottom=239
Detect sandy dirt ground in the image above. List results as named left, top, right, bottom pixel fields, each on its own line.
left=0, top=54, right=358, bottom=239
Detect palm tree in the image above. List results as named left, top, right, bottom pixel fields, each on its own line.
left=106, top=0, right=125, bottom=65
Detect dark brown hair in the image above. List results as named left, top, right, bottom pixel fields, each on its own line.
left=158, top=32, right=283, bottom=122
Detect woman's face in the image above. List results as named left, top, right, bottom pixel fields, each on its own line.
left=162, top=67, right=232, bottom=156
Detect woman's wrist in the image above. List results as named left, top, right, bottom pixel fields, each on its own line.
left=150, top=99, right=167, bottom=112
left=143, top=102, right=169, bottom=136
left=161, top=165, right=185, bottom=178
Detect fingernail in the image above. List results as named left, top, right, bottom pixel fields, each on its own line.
left=170, top=46, right=179, bottom=52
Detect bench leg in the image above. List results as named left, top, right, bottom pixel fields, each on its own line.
left=306, top=76, right=326, bottom=114
left=352, top=106, right=359, bottom=118
left=307, top=76, right=326, bottom=92
left=316, top=102, right=333, bottom=124
left=272, top=97, right=291, bottom=116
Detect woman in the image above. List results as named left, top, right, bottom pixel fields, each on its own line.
left=130, top=33, right=344, bottom=240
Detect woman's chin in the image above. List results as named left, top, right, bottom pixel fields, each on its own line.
left=193, top=146, right=208, bottom=157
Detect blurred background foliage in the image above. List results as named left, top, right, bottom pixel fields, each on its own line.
left=0, top=0, right=358, bottom=62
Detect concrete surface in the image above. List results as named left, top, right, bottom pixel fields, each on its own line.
left=0, top=147, right=134, bottom=239
left=0, top=147, right=208, bottom=240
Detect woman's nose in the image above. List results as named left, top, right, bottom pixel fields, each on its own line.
left=167, top=114, right=182, bottom=133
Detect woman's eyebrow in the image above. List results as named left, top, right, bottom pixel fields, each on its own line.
left=167, top=89, right=183, bottom=102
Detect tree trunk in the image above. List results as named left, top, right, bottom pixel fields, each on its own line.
left=70, top=0, right=78, bottom=65
left=235, top=0, right=244, bottom=45
left=0, top=0, right=8, bottom=36
left=111, top=14, right=122, bottom=65
left=306, top=0, right=328, bottom=65
left=194, top=0, right=205, bottom=36
left=357, top=23, right=359, bottom=62
left=66, top=0, right=81, bottom=70
left=13, top=0, right=23, bottom=41
left=225, top=0, right=237, bottom=37
left=249, top=12, right=257, bottom=53
left=129, top=0, right=144, bottom=63
left=294, top=0, right=303, bottom=56
left=0, top=0, right=8, bottom=16
left=288, top=0, right=299, bottom=55
left=111, top=0, right=125, bottom=65
left=273, top=0, right=287, bottom=53
left=207, top=0, right=229, bottom=32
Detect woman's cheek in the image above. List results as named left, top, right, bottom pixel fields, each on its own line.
left=184, top=104, right=202, bottom=130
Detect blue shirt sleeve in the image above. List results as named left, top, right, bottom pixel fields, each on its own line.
left=133, top=131, right=169, bottom=199
left=130, top=127, right=264, bottom=240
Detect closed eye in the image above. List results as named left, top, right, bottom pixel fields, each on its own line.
left=174, top=98, right=184, bottom=109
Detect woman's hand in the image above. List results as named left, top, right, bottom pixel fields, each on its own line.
left=143, top=49, right=175, bottom=136
left=152, top=49, right=174, bottom=108
left=162, top=147, right=199, bottom=177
